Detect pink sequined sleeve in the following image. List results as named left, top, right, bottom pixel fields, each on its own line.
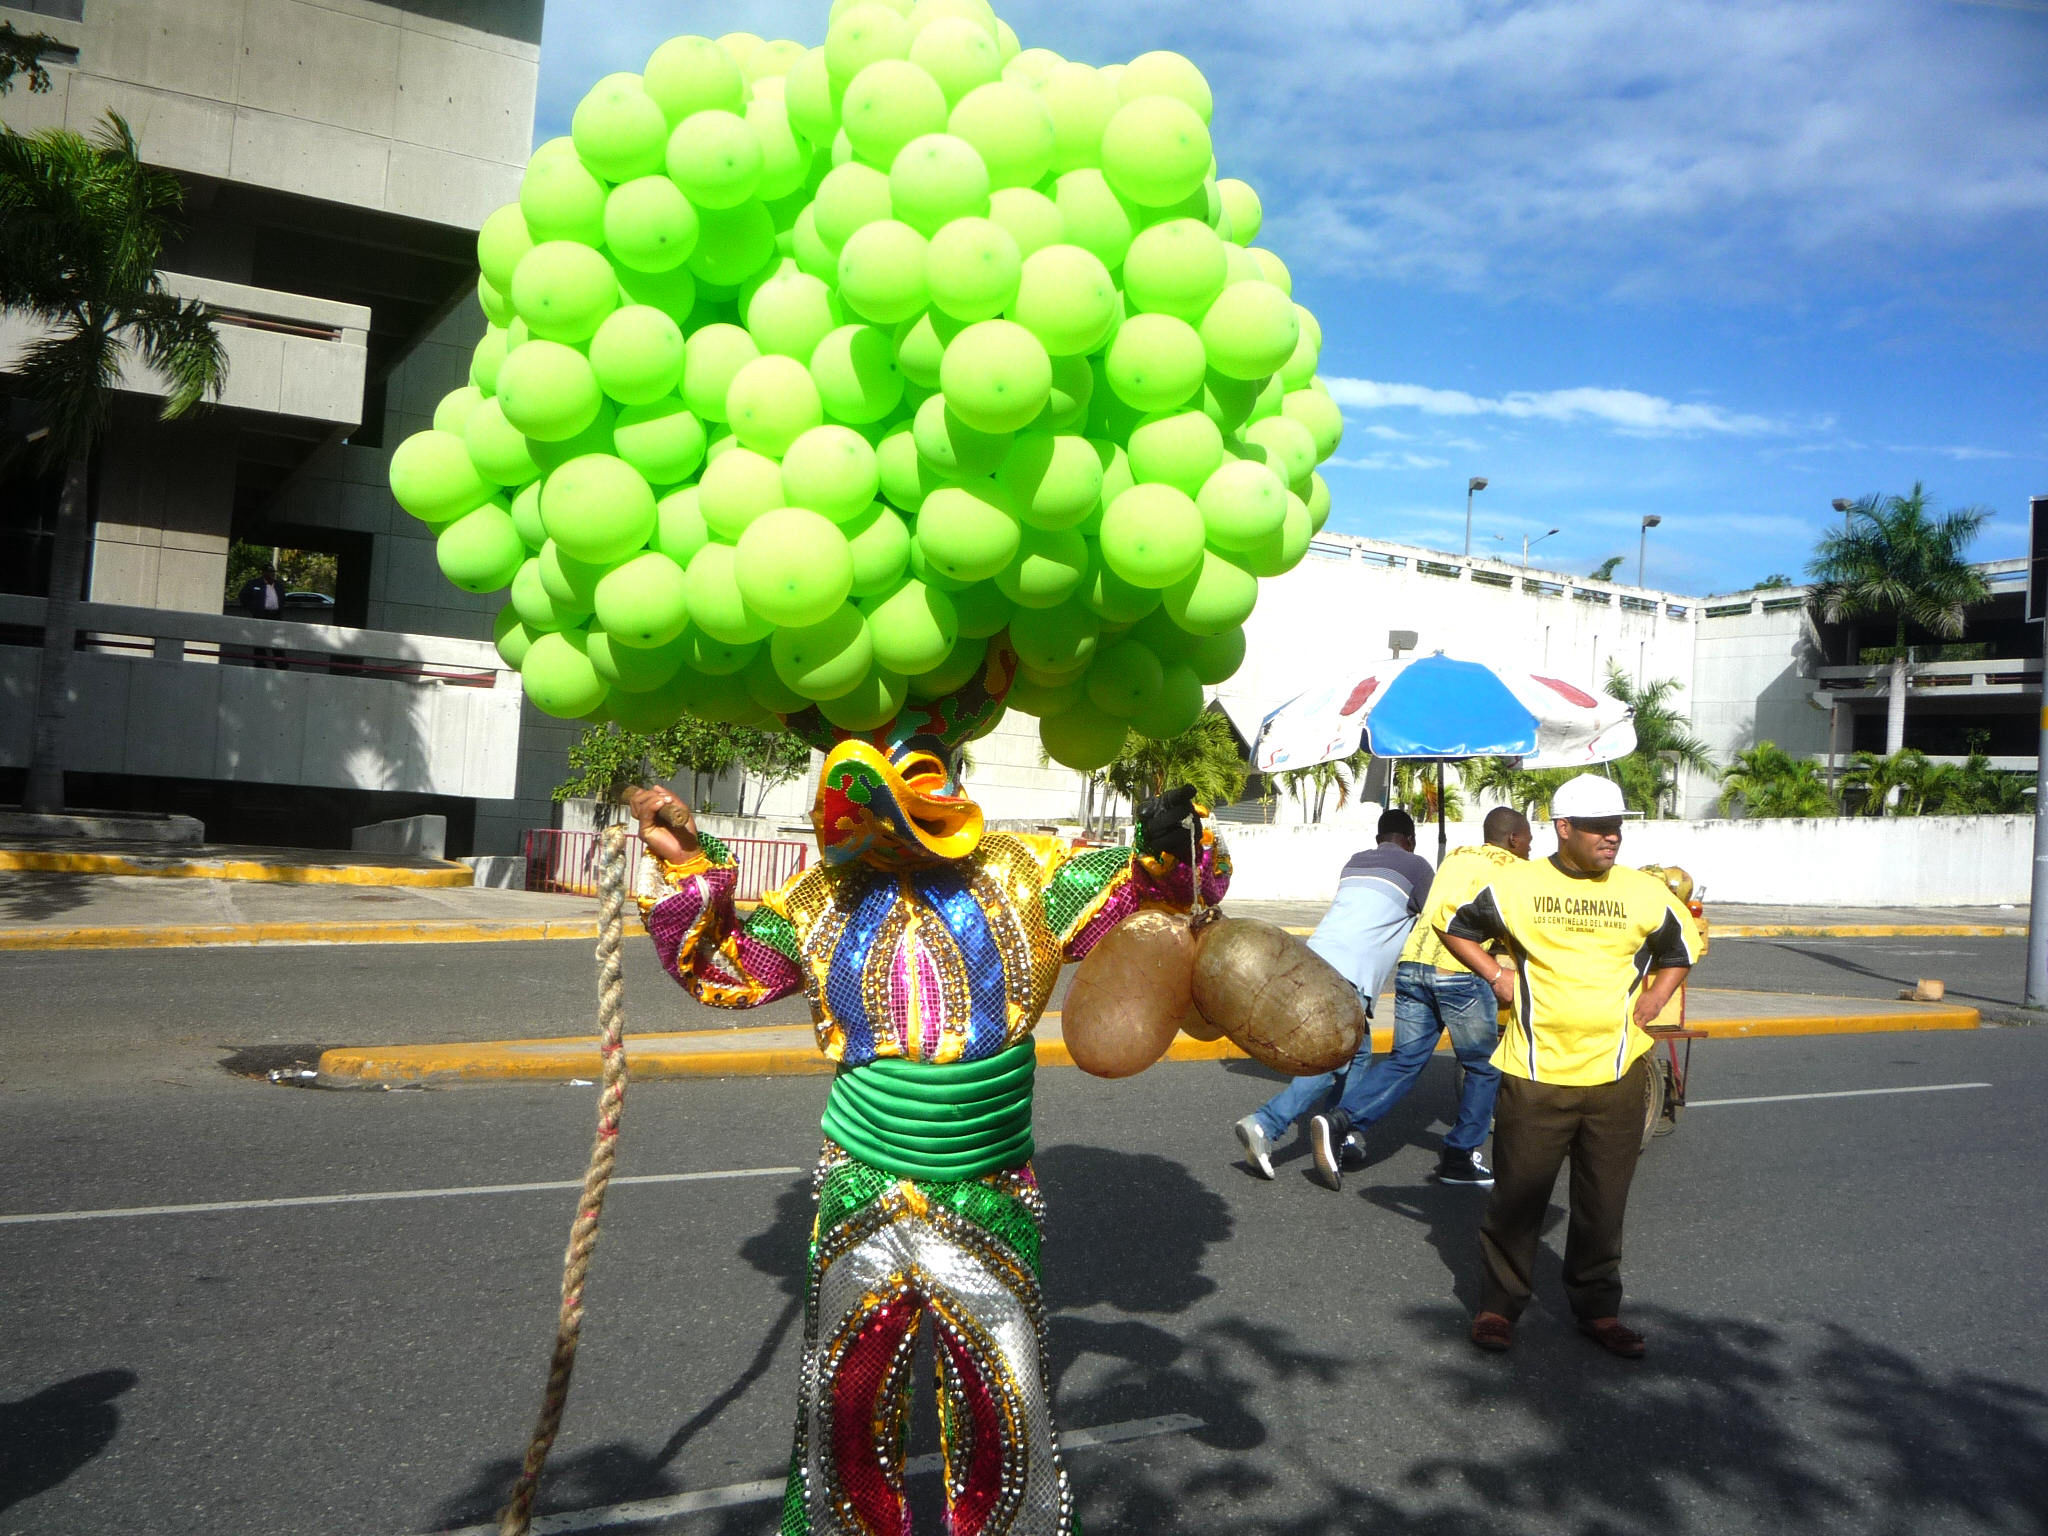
left=1045, top=834, right=1232, bottom=962
left=638, top=838, right=805, bottom=1010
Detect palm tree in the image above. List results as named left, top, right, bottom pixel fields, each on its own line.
left=1919, top=751, right=2031, bottom=815
left=1603, top=662, right=1715, bottom=817
left=1, top=113, right=227, bottom=813
left=1103, top=709, right=1248, bottom=812
left=1838, top=749, right=1933, bottom=817
left=1390, top=759, right=1465, bottom=823
left=1460, top=756, right=1578, bottom=818
left=1269, top=746, right=1369, bottom=823
left=1717, top=743, right=1838, bottom=819
left=1807, top=484, right=1991, bottom=759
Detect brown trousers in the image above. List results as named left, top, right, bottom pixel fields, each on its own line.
left=1478, top=1055, right=1647, bottom=1322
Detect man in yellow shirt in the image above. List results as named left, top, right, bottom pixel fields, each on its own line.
left=1305, top=807, right=1531, bottom=1191
left=1440, top=774, right=1702, bottom=1360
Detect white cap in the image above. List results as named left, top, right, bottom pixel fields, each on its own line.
left=1550, top=774, right=1641, bottom=820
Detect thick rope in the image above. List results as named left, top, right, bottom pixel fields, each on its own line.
left=498, top=822, right=632, bottom=1536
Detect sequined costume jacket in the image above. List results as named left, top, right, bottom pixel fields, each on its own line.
left=637, top=830, right=1230, bottom=1065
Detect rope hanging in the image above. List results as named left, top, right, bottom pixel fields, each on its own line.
left=497, top=823, right=633, bottom=1536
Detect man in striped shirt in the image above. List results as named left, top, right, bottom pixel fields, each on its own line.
left=1440, top=774, right=1702, bottom=1359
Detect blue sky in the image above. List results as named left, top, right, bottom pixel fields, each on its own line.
left=534, top=0, right=2048, bottom=596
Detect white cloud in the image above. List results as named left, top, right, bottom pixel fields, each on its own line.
left=1323, top=377, right=1781, bottom=436
left=1325, top=452, right=1452, bottom=471
left=1887, top=443, right=2022, bottom=462
left=1361, top=424, right=1412, bottom=441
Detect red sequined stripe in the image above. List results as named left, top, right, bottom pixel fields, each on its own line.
left=830, top=1293, right=920, bottom=1536
left=936, top=1322, right=1008, bottom=1536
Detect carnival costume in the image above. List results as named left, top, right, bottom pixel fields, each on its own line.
left=636, top=647, right=1227, bottom=1536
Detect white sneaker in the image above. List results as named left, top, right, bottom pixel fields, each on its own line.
left=1234, top=1116, right=1276, bottom=1179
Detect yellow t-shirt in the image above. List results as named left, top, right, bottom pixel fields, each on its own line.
left=1446, top=857, right=1703, bottom=1086
left=1401, top=843, right=1523, bottom=972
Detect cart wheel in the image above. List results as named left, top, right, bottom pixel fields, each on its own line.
left=1653, top=1061, right=1683, bottom=1137
left=1640, top=1057, right=1667, bottom=1152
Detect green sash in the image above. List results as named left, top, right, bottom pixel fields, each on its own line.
left=821, top=1042, right=1036, bottom=1183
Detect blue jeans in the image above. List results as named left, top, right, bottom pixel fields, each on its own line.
left=1251, top=963, right=1502, bottom=1153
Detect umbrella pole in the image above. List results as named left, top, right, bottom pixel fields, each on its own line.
left=1435, top=761, right=1448, bottom=865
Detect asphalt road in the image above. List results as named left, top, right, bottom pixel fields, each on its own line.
left=2, top=1027, right=2044, bottom=1536
left=1707, top=934, right=2027, bottom=1013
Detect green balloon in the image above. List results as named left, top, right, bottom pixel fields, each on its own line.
left=471, top=327, right=509, bottom=395
left=528, top=399, right=618, bottom=474
left=390, top=429, right=494, bottom=525
left=995, top=431, right=1102, bottom=530
left=511, top=241, right=618, bottom=344
left=477, top=274, right=515, bottom=327
left=594, top=550, right=691, bottom=646
left=614, top=396, right=707, bottom=485
left=1119, top=50, right=1213, bottom=122
left=1200, top=280, right=1300, bottom=380
left=462, top=397, right=539, bottom=487
left=1052, top=169, right=1136, bottom=269
left=1234, top=489, right=1312, bottom=577
left=683, top=625, right=759, bottom=675
left=510, top=480, right=548, bottom=548
left=1279, top=309, right=1320, bottom=390
left=906, top=632, right=988, bottom=699
left=677, top=659, right=776, bottom=724
left=947, top=80, right=1054, bottom=190
left=1244, top=413, right=1318, bottom=490
left=1105, top=313, right=1206, bottom=414
left=511, top=556, right=588, bottom=630
left=1186, top=623, right=1246, bottom=685
left=495, top=606, right=537, bottom=669
left=612, top=256, right=698, bottom=322
left=521, top=628, right=610, bottom=718
left=994, top=524, right=1087, bottom=608
left=906, top=537, right=970, bottom=591
left=1006, top=671, right=1084, bottom=717
left=1093, top=436, right=1135, bottom=518
left=1199, top=368, right=1261, bottom=432
left=1009, top=243, right=1117, bottom=357
left=862, top=576, right=958, bottom=673
left=914, top=392, right=1011, bottom=478
left=781, top=425, right=880, bottom=520
left=1304, top=471, right=1331, bottom=533
left=540, top=453, right=657, bottom=563
left=1123, top=218, right=1227, bottom=322
left=1161, top=548, right=1257, bottom=635
left=477, top=204, right=535, bottom=294
left=892, top=307, right=961, bottom=388
left=685, top=541, right=774, bottom=643
left=940, top=319, right=1051, bottom=433
left=495, top=340, right=602, bottom=442
left=1040, top=61, right=1119, bottom=175
left=1039, top=700, right=1127, bottom=771
left=1216, top=177, right=1261, bottom=245
left=1101, top=96, right=1211, bottom=208
left=950, top=578, right=1014, bottom=637
left=743, top=266, right=839, bottom=359
left=1250, top=247, right=1292, bottom=294
left=539, top=538, right=607, bottom=609
left=643, top=35, right=746, bottom=123
left=726, top=353, right=824, bottom=454
left=436, top=502, right=526, bottom=593
left=838, top=218, right=930, bottom=323
left=519, top=149, right=606, bottom=245
left=699, top=445, right=787, bottom=539
left=810, top=323, right=905, bottom=423
left=604, top=177, right=700, bottom=276
left=1016, top=655, right=1086, bottom=688
left=1246, top=370, right=1287, bottom=423
left=572, top=72, right=669, bottom=181
left=653, top=484, right=711, bottom=564
left=814, top=161, right=894, bottom=248
left=1132, top=605, right=1198, bottom=662
left=926, top=215, right=1022, bottom=321
left=1098, top=482, right=1205, bottom=588
left=1128, top=407, right=1223, bottom=497
left=1131, top=659, right=1204, bottom=739
left=876, top=422, right=941, bottom=511
left=826, top=5, right=912, bottom=94
left=793, top=204, right=838, bottom=281
left=588, top=305, right=686, bottom=405
left=915, top=480, right=1021, bottom=582
left=785, top=45, right=838, bottom=145
left=1042, top=353, right=1094, bottom=431
left=681, top=323, right=760, bottom=422
left=772, top=601, right=874, bottom=699
left=747, top=93, right=809, bottom=202
left=687, top=200, right=777, bottom=287
left=736, top=506, right=854, bottom=625
left=588, top=621, right=688, bottom=691
left=889, top=132, right=991, bottom=234
left=1081, top=542, right=1163, bottom=622
left=908, top=16, right=1001, bottom=103
left=665, top=108, right=762, bottom=209
left=1086, top=638, right=1163, bottom=718
left=1197, top=457, right=1288, bottom=550
left=743, top=645, right=811, bottom=713
left=1282, top=385, right=1344, bottom=461
left=844, top=500, right=914, bottom=594
left=1008, top=595, right=1099, bottom=673
left=987, top=186, right=1066, bottom=259
left=820, top=664, right=911, bottom=730
left=841, top=59, right=949, bottom=166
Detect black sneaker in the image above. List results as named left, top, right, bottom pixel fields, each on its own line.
left=1436, top=1149, right=1495, bottom=1187
left=1309, top=1111, right=1352, bottom=1191
left=1340, top=1130, right=1369, bottom=1170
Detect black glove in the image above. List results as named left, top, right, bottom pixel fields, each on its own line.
left=1135, top=784, right=1202, bottom=858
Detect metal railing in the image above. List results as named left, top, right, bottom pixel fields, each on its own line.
left=524, top=827, right=810, bottom=901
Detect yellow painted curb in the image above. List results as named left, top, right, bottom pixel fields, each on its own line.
left=1282, top=922, right=2021, bottom=940
left=0, top=848, right=473, bottom=886
left=316, top=1000, right=1983, bottom=1083
left=0, top=917, right=599, bottom=951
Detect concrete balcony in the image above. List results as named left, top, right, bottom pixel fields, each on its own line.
left=1812, top=656, right=2042, bottom=705
left=0, top=271, right=371, bottom=427
left=0, top=596, right=520, bottom=800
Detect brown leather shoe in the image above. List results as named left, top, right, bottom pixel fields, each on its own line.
left=1469, top=1311, right=1513, bottom=1352
left=1578, top=1317, right=1646, bottom=1358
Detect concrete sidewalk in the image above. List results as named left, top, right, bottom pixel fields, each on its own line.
left=314, top=988, right=1984, bottom=1084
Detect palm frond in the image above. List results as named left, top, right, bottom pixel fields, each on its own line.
left=125, top=286, right=228, bottom=416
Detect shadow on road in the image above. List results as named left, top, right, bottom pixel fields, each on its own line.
left=0, top=1369, right=137, bottom=1514
left=1776, top=941, right=2018, bottom=1010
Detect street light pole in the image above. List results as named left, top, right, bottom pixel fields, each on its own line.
left=1637, top=514, right=1663, bottom=587
left=1832, top=497, right=1853, bottom=535
left=1523, top=527, right=1559, bottom=567
left=1463, top=476, right=1488, bottom=556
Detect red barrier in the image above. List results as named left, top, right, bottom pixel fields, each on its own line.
left=523, top=827, right=808, bottom=902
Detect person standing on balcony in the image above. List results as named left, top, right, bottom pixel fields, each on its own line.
left=237, top=564, right=286, bottom=668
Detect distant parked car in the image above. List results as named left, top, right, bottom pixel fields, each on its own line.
left=281, top=591, right=335, bottom=620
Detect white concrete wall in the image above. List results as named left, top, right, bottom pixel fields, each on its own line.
left=1685, top=589, right=1833, bottom=816
left=1217, top=816, right=2031, bottom=907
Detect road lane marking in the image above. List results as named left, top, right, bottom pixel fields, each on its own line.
left=0, top=1167, right=806, bottom=1227
left=423, top=1414, right=1204, bottom=1535
left=1689, top=1082, right=1991, bottom=1108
